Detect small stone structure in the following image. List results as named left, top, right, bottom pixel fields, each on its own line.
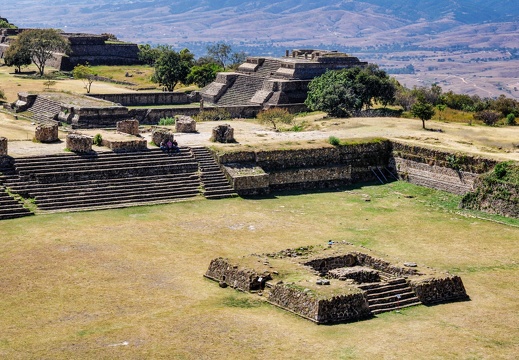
left=34, top=123, right=59, bottom=143
left=205, top=243, right=469, bottom=324
left=66, top=133, right=92, bottom=153
left=175, top=115, right=197, bottom=133
left=101, top=138, right=147, bottom=152
left=151, top=127, right=175, bottom=146
left=0, top=137, right=7, bottom=156
left=116, top=119, right=140, bottom=136
left=211, top=124, right=235, bottom=143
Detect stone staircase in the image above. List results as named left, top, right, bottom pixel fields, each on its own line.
left=191, top=146, right=237, bottom=199
left=358, top=278, right=422, bottom=315
left=29, top=95, right=61, bottom=124
left=215, top=75, right=265, bottom=106
left=3, top=148, right=202, bottom=213
left=0, top=186, right=34, bottom=220
left=252, top=59, right=282, bottom=78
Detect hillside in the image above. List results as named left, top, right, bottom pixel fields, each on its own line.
left=1, top=0, right=519, bottom=99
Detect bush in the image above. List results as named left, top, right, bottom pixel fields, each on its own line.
left=93, top=133, right=103, bottom=146
left=256, top=108, right=294, bottom=130
left=0, top=88, right=6, bottom=101
left=195, top=108, right=231, bottom=121
left=158, top=117, right=175, bottom=126
left=328, top=136, right=341, bottom=146
left=474, top=110, right=501, bottom=126
left=506, top=113, right=516, bottom=126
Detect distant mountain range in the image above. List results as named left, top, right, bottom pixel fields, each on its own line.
left=2, top=0, right=518, bottom=50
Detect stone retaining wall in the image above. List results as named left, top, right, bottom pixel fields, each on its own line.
left=267, top=284, right=370, bottom=324
left=34, top=123, right=59, bottom=143
left=0, top=137, right=7, bottom=156
left=205, top=258, right=263, bottom=291
left=59, top=106, right=130, bottom=129
left=408, top=276, right=468, bottom=305
left=89, top=92, right=189, bottom=106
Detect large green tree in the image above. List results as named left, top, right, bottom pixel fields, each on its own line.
left=3, top=41, right=31, bottom=73
left=152, top=47, right=194, bottom=91
left=305, top=65, right=395, bottom=117
left=14, top=29, right=69, bottom=76
left=186, top=63, right=223, bottom=88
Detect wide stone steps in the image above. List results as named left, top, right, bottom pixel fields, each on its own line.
left=216, top=76, right=264, bottom=106
left=359, top=278, right=422, bottom=315
left=251, top=59, right=282, bottom=78
left=0, top=186, right=34, bottom=220
left=29, top=96, right=61, bottom=124
left=191, top=146, right=237, bottom=199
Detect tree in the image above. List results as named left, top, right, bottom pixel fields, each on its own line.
left=0, top=19, right=17, bottom=29
left=14, top=29, right=70, bottom=76
left=305, top=65, right=395, bottom=117
left=3, top=41, right=31, bottom=73
left=411, top=100, right=435, bottom=129
left=186, top=63, right=223, bottom=88
left=152, top=47, right=193, bottom=91
left=473, top=110, right=501, bottom=126
left=256, top=108, right=294, bottom=130
left=436, top=104, right=447, bottom=120
left=73, top=63, right=97, bottom=93
left=138, top=44, right=163, bottom=66
left=206, top=42, right=247, bottom=69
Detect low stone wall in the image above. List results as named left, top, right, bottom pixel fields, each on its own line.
left=408, top=276, right=468, bottom=305
left=129, top=108, right=201, bottom=125
left=59, top=106, right=130, bottom=129
left=116, top=119, right=139, bottom=136
left=35, top=123, right=59, bottom=143
left=328, top=267, right=381, bottom=283
left=89, top=92, right=189, bottom=106
left=267, top=284, right=370, bottom=324
left=101, top=138, right=147, bottom=152
left=0, top=137, right=7, bottom=156
left=205, top=258, right=263, bottom=291
left=66, top=133, right=92, bottom=153
left=175, top=115, right=197, bottom=133
left=223, top=163, right=270, bottom=195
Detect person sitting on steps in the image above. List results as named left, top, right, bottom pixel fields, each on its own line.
left=160, top=139, right=168, bottom=153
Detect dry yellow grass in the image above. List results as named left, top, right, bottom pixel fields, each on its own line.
left=0, top=183, right=517, bottom=359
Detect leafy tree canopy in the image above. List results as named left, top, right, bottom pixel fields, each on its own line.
left=152, top=47, right=194, bottom=91
left=186, top=63, right=223, bottom=88
left=3, top=41, right=31, bottom=72
left=305, top=65, right=395, bottom=117
left=411, top=99, right=436, bottom=129
left=13, top=29, right=70, bottom=77
left=73, top=63, right=97, bottom=93
left=206, top=42, right=246, bottom=69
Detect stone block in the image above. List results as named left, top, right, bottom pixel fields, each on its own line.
left=66, top=133, right=92, bottom=153
left=151, top=127, right=175, bottom=146
left=175, top=115, right=197, bottom=133
left=35, top=123, right=59, bottom=143
left=211, top=124, right=235, bottom=143
left=116, top=119, right=140, bottom=135
left=0, top=137, right=7, bottom=156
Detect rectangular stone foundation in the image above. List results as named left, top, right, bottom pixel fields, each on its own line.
left=101, top=138, right=147, bottom=152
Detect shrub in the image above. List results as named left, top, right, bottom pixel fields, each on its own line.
left=0, top=88, right=5, bottom=101
left=256, top=108, right=294, bottom=130
left=474, top=110, right=501, bottom=126
left=158, top=117, right=175, bottom=126
left=506, top=113, right=516, bottom=126
left=195, top=108, right=231, bottom=121
left=93, top=133, right=103, bottom=146
left=328, top=136, right=341, bottom=146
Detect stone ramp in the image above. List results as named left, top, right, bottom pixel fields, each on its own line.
left=191, top=146, right=237, bottom=199
left=358, top=278, right=422, bottom=315
left=4, top=148, right=202, bottom=213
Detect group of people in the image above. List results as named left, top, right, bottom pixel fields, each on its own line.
left=160, top=138, right=180, bottom=155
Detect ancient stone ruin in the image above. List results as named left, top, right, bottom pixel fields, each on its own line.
left=175, top=115, right=197, bottom=133
left=205, top=242, right=469, bottom=324
left=116, top=119, right=140, bottom=136
left=211, top=124, right=235, bottom=143
left=0, top=137, right=7, bottom=156
left=151, top=127, right=175, bottom=146
left=66, top=133, right=92, bottom=153
left=200, top=49, right=367, bottom=110
left=34, top=123, right=59, bottom=143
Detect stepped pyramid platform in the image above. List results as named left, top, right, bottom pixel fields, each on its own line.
left=205, top=242, right=469, bottom=324
left=201, top=49, right=368, bottom=108
left=1, top=146, right=237, bottom=215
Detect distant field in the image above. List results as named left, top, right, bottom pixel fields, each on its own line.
left=0, top=182, right=517, bottom=359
